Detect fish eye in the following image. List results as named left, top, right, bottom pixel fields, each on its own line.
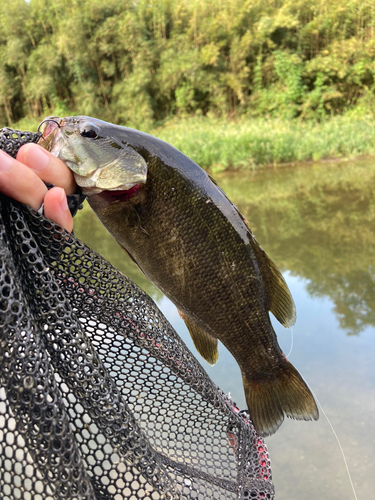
left=79, top=122, right=99, bottom=139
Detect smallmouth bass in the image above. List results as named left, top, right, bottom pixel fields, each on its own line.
left=38, top=116, right=319, bottom=436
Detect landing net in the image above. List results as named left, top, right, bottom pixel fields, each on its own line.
left=0, top=128, right=274, bottom=500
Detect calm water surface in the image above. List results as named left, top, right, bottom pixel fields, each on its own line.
left=75, top=159, right=375, bottom=500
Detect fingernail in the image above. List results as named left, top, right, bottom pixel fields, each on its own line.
left=0, top=150, right=13, bottom=171
left=58, top=188, right=69, bottom=211
left=22, top=144, right=50, bottom=171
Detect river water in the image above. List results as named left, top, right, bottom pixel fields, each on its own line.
left=75, top=159, right=375, bottom=500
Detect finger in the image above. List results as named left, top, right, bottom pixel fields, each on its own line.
left=0, top=149, right=48, bottom=209
left=17, top=143, right=76, bottom=195
left=43, top=187, right=73, bottom=233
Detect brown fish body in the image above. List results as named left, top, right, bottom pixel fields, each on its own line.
left=89, top=157, right=276, bottom=375
left=39, top=116, right=319, bottom=436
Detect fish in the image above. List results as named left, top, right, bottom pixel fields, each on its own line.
left=38, top=115, right=319, bottom=436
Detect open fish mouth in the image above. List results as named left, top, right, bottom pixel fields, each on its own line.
left=37, top=116, right=148, bottom=197
left=38, top=116, right=70, bottom=159
left=38, top=117, right=64, bottom=153
left=92, top=183, right=142, bottom=204
left=73, top=169, right=143, bottom=196
left=38, top=117, right=62, bottom=139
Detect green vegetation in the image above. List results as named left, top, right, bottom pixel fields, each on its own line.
left=155, top=115, right=375, bottom=170
left=2, top=0, right=375, bottom=168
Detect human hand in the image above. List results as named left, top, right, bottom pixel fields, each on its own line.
left=0, top=144, right=76, bottom=232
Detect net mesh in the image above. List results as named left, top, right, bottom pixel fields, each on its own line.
left=0, top=128, right=274, bottom=500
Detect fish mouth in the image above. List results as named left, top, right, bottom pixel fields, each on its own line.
left=37, top=115, right=147, bottom=201
left=37, top=116, right=63, bottom=150
left=94, top=184, right=142, bottom=204
left=73, top=168, right=142, bottom=196
left=38, top=117, right=62, bottom=136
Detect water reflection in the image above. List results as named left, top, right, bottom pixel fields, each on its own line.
left=216, top=160, right=375, bottom=336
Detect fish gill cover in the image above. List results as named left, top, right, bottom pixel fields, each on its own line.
left=0, top=128, right=274, bottom=499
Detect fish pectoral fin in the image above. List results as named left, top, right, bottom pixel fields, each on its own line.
left=119, top=244, right=147, bottom=276
left=251, top=236, right=296, bottom=328
left=178, top=311, right=219, bottom=366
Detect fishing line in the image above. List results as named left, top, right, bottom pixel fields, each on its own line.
left=307, top=385, right=359, bottom=500
left=287, top=326, right=357, bottom=499
left=285, top=326, right=294, bottom=358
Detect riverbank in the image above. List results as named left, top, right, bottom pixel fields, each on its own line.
left=14, top=113, right=375, bottom=172
left=153, top=114, right=375, bottom=172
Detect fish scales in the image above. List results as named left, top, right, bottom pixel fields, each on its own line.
left=38, top=115, right=319, bottom=436
left=101, top=157, right=277, bottom=364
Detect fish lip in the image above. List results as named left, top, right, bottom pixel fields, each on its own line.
left=90, top=183, right=142, bottom=203
left=74, top=169, right=141, bottom=196
left=37, top=117, right=64, bottom=145
left=37, top=116, right=63, bottom=134
left=37, top=116, right=66, bottom=153
left=80, top=182, right=142, bottom=197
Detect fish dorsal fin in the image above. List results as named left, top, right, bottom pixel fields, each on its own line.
left=208, top=173, right=219, bottom=186
left=250, top=236, right=296, bottom=328
left=178, top=311, right=219, bottom=366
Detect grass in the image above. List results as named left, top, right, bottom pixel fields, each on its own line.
left=153, top=114, right=375, bottom=172
left=12, top=113, right=375, bottom=172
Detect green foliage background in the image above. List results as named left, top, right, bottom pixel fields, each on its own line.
left=1, top=0, right=375, bottom=129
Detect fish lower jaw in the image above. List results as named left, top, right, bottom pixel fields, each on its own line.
left=90, top=184, right=142, bottom=203
left=80, top=186, right=105, bottom=196
left=73, top=172, right=142, bottom=196
left=80, top=183, right=141, bottom=197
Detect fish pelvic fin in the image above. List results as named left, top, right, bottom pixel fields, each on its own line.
left=242, top=361, right=319, bottom=437
left=178, top=311, right=219, bottom=366
left=251, top=236, right=296, bottom=328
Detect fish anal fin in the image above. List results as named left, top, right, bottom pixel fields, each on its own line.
left=251, top=236, right=296, bottom=328
left=242, top=361, right=319, bottom=437
left=178, top=311, right=219, bottom=366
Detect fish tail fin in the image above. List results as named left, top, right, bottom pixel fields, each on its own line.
left=242, top=362, right=319, bottom=437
